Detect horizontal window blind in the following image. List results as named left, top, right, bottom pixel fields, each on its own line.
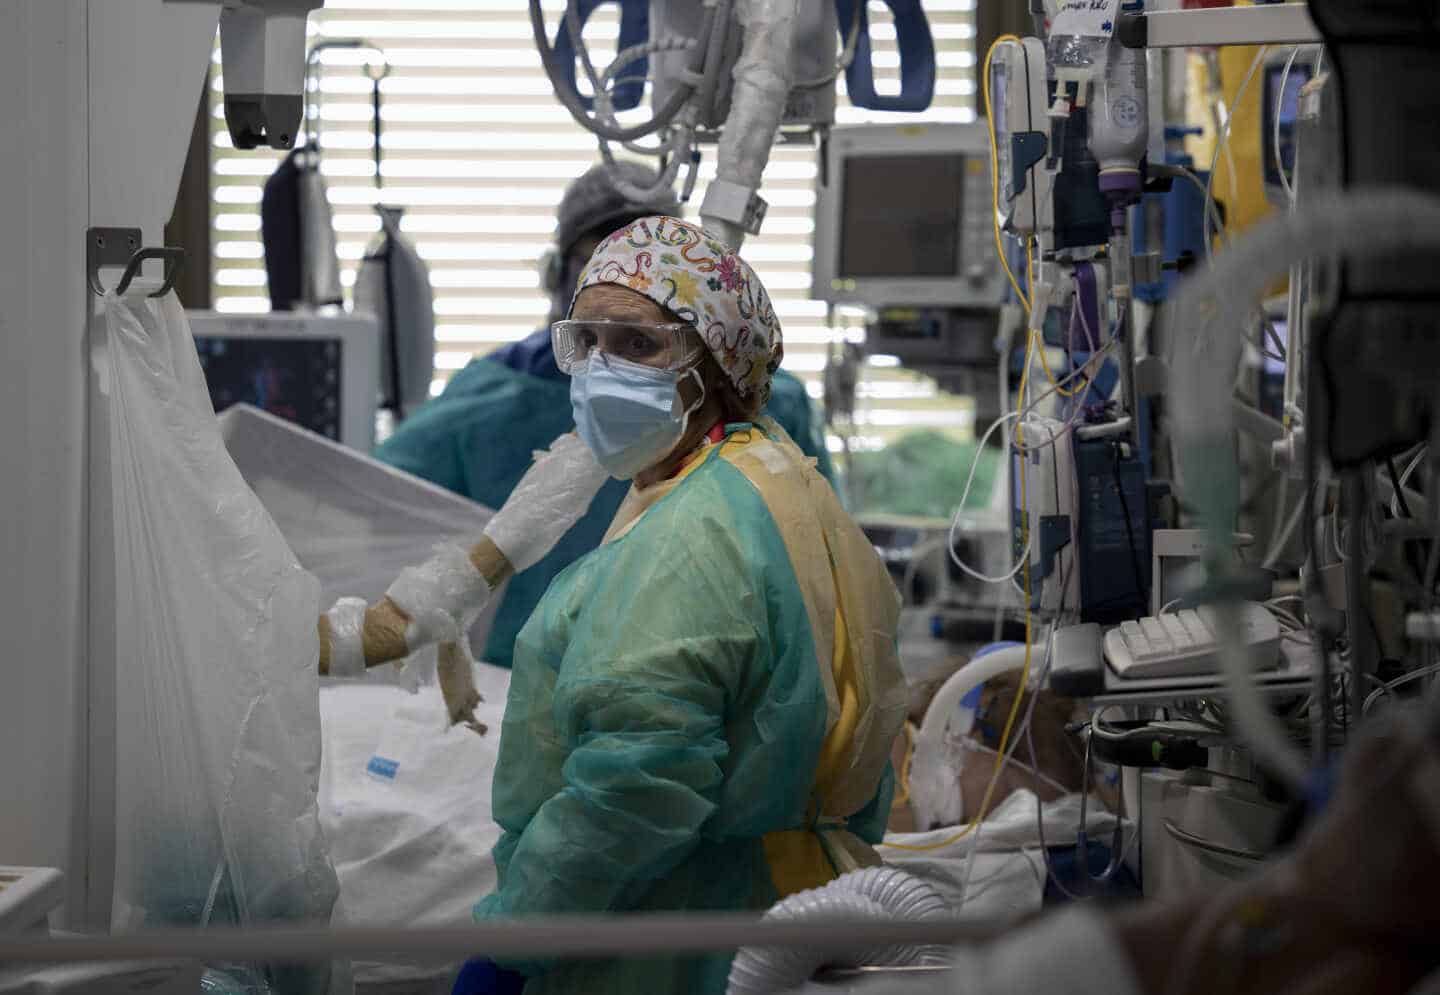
left=209, top=0, right=980, bottom=452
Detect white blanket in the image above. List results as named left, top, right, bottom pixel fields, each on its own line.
left=318, top=664, right=512, bottom=993
left=880, top=791, right=1124, bottom=920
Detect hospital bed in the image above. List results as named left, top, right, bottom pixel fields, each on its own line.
left=223, top=404, right=1125, bottom=992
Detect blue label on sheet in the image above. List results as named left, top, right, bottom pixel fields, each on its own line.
left=367, top=755, right=399, bottom=781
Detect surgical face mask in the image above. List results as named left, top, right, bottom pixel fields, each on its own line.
left=570, top=353, right=705, bottom=480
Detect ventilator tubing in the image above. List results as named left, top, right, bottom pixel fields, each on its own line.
left=702, top=0, right=797, bottom=248
left=1167, top=189, right=1440, bottom=796
left=910, top=642, right=1038, bottom=830
left=725, top=867, right=951, bottom=995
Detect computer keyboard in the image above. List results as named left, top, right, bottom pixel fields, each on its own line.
left=1103, top=603, right=1282, bottom=680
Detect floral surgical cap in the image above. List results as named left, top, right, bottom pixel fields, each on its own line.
left=569, top=215, right=784, bottom=401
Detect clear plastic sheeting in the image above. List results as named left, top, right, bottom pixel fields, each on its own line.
left=99, top=294, right=338, bottom=995
left=217, top=404, right=504, bottom=678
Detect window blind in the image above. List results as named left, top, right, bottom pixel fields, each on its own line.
left=209, top=0, right=980, bottom=452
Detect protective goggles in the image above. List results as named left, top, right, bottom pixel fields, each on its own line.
left=551, top=319, right=703, bottom=375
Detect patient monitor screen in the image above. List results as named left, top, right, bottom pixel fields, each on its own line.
left=196, top=336, right=344, bottom=442
left=838, top=153, right=965, bottom=278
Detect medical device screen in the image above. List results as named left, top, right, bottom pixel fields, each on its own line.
left=838, top=153, right=966, bottom=278
left=196, top=336, right=345, bottom=441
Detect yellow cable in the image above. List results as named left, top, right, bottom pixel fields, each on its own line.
left=1022, top=240, right=1084, bottom=399
left=1035, top=332, right=1084, bottom=398
left=881, top=339, right=1037, bottom=854
left=893, top=721, right=915, bottom=807
left=983, top=34, right=1031, bottom=315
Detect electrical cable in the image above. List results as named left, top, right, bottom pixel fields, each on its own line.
left=1072, top=273, right=1100, bottom=353
left=1203, top=46, right=1269, bottom=262
left=1112, top=443, right=1149, bottom=606
left=884, top=335, right=1045, bottom=854
left=1028, top=721, right=1084, bottom=902
left=529, top=0, right=701, bottom=142
left=951, top=622, right=1058, bottom=907
left=1362, top=662, right=1440, bottom=716
left=596, top=37, right=702, bottom=158
left=1074, top=713, right=1128, bottom=887
left=1037, top=329, right=1085, bottom=398
left=1274, top=46, right=1301, bottom=205
left=1391, top=445, right=1426, bottom=519
left=1388, top=457, right=1414, bottom=519
left=1261, top=317, right=1287, bottom=360
left=1263, top=477, right=1319, bottom=570
left=984, top=35, right=1033, bottom=315
left=793, top=0, right=863, bottom=88
left=946, top=411, right=1032, bottom=584
left=1153, top=163, right=1227, bottom=248
left=1013, top=341, right=1118, bottom=456
left=1263, top=603, right=1306, bottom=631
left=944, top=338, right=1113, bottom=585
left=1029, top=691, right=1138, bottom=900
left=894, top=721, right=916, bottom=807
left=1018, top=340, right=1114, bottom=423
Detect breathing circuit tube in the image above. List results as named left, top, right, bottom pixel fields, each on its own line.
left=1165, top=188, right=1440, bottom=795
left=725, top=867, right=951, bottom=995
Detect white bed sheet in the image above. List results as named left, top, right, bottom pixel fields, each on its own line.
left=881, top=791, right=1124, bottom=920
left=319, top=663, right=512, bottom=994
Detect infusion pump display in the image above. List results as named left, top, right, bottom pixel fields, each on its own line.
left=811, top=123, right=1005, bottom=310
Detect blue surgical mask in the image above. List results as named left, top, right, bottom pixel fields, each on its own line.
left=570, top=353, right=705, bottom=480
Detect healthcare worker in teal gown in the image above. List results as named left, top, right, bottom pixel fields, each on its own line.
left=375, top=164, right=833, bottom=668
left=469, top=216, right=907, bottom=995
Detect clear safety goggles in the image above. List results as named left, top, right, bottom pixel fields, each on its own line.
left=551, top=319, right=703, bottom=375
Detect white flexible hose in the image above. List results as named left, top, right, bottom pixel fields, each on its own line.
left=909, top=644, right=1037, bottom=830
left=725, top=868, right=951, bottom=995
left=703, top=0, right=798, bottom=247
left=1167, top=188, right=1440, bottom=795
left=836, top=866, right=951, bottom=923
left=916, top=646, right=1035, bottom=753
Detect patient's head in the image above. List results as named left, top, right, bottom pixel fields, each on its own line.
left=957, top=671, right=1089, bottom=822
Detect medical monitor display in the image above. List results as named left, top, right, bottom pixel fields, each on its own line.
left=196, top=336, right=344, bottom=442
left=838, top=154, right=966, bottom=279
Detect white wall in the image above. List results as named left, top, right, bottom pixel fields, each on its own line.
left=0, top=0, right=93, bottom=926
left=0, top=0, right=217, bottom=928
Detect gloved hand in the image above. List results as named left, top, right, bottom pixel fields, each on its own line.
left=452, top=959, right=527, bottom=995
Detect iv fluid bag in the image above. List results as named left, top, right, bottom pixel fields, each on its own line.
left=1047, top=0, right=1122, bottom=85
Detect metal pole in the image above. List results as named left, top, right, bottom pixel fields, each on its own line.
left=0, top=917, right=991, bottom=966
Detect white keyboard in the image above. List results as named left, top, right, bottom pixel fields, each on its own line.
left=1103, top=603, right=1282, bottom=680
